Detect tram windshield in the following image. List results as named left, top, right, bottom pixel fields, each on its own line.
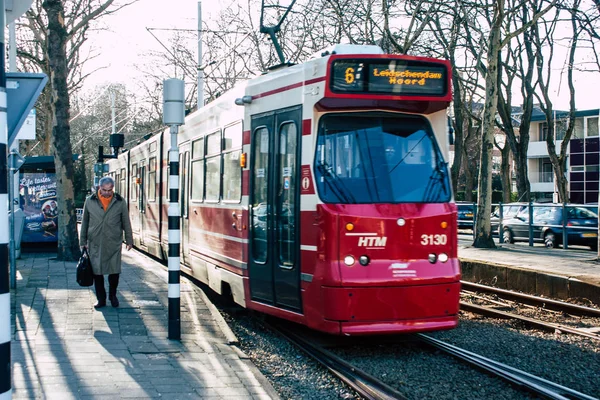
left=314, top=112, right=451, bottom=203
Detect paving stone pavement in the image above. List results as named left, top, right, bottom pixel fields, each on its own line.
left=9, top=248, right=280, bottom=400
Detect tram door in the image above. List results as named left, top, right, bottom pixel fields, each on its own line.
left=138, top=163, right=146, bottom=247
left=249, top=106, right=302, bottom=312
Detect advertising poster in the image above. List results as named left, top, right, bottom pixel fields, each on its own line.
left=19, top=172, right=58, bottom=243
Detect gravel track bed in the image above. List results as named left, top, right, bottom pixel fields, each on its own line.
left=216, top=298, right=599, bottom=400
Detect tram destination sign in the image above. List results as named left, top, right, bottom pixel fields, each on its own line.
left=330, top=59, right=447, bottom=96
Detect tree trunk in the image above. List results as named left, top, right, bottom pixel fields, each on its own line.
left=450, top=69, right=464, bottom=195
left=463, top=147, right=474, bottom=202
left=500, top=144, right=511, bottom=202
left=473, top=1, right=504, bottom=249
left=43, top=0, right=80, bottom=261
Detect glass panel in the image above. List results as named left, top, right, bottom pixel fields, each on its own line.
left=587, top=117, right=599, bottom=137
left=120, top=168, right=126, bottom=196
left=181, top=152, right=189, bottom=216
left=206, top=131, right=221, bottom=155
left=251, top=127, right=269, bottom=263
left=539, top=122, right=548, bottom=141
left=575, top=118, right=584, bottom=138
left=223, top=150, right=242, bottom=201
left=192, top=138, right=204, bottom=159
left=205, top=156, right=221, bottom=201
left=278, top=123, right=297, bottom=267
left=314, top=112, right=451, bottom=203
left=224, top=122, right=243, bottom=150
left=148, top=157, right=156, bottom=201
left=131, top=164, right=137, bottom=201
left=191, top=160, right=205, bottom=200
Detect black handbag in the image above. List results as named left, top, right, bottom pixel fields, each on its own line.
left=76, top=248, right=94, bottom=287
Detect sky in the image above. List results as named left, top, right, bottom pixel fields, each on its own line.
left=81, top=0, right=600, bottom=112
left=82, top=0, right=226, bottom=90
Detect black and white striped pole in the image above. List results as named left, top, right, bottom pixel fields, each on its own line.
left=163, top=79, right=184, bottom=340
left=0, top=1, right=10, bottom=397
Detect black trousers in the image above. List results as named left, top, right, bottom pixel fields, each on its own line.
left=93, top=274, right=120, bottom=301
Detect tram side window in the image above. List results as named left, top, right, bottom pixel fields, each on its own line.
left=148, top=157, right=156, bottom=202
left=181, top=151, right=190, bottom=217
left=120, top=168, right=126, bottom=196
left=191, top=138, right=205, bottom=201
left=222, top=122, right=242, bottom=202
left=131, top=164, right=138, bottom=201
left=205, top=131, right=222, bottom=202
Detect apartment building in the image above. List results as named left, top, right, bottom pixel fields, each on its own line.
left=527, top=108, right=600, bottom=203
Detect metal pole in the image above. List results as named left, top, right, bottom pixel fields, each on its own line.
left=111, top=89, right=116, bottom=134
left=168, top=128, right=180, bottom=340
left=528, top=200, right=534, bottom=247
left=163, top=78, right=184, bottom=341
left=8, top=152, right=15, bottom=290
left=562, top=202, right=568, bottom=250
left=197, top=1, right=203, bottom=109
left=8, top=22, right=16, bottom=292
left=0, top=1, right=12, bottom=398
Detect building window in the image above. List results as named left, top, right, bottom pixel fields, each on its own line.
left=575, top=118, right=585, bottom=138
left=586, top=117, right=599, bottom=137
left=540, top=159, right=553, bottom=183
left=539, top=122, right=548, bottom=141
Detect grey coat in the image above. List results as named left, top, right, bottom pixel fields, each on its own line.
left=79, top=192, right=133, bottom=275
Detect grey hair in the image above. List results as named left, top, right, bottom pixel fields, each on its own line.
left=99, top=176, right=115, bottom=187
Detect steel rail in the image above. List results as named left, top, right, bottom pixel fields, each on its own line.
left=266, top=321, right=408, bottom=400
left=417, top=334, right=598, bottom=400
left=461, top=281, right=600, bottom=317
left=460, top=302, right=600, bottom=341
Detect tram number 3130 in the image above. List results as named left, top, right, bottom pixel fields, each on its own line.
left=421, top=234, right=447, bottom=246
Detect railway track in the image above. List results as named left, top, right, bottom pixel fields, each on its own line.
left=416, top=334, right=598, bottom=400
left=264, top=318, right=598, bottom=400
left=264, top=320, right=408, bottom=400
left=461, top=281, right=600, bottom=340
left=461, top=281, right=600, bottom=317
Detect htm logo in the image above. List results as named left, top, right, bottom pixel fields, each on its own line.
left=358, top=236, right=387, bottom=247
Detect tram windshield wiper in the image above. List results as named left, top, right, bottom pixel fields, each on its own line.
left=316, top=161, right=357, bottom=204
left=423, top=160, right=450, bottom=202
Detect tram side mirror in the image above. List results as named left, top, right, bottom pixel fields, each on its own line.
left=448, top=126, right=455, bottom=146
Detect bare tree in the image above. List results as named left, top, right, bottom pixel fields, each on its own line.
left=27, top=0, right=132, bottom=260
left=460, top=0, right=555, bottom=248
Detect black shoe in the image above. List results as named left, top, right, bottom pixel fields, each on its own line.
left=109, top=295, right=119, bottom=308
left=94, top=300, right=106, bottom=309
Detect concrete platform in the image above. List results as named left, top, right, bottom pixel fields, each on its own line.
left=459, top=243, right=600, bottom=306
left=9, top=249, right=279, bottom=400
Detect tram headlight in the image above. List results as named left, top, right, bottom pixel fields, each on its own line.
left=428, top=253, right=437, bottom=263
left=438, top=253, right=449, bottom=263
left=359, top=255, right=370, bottom=266
left=344, top=255, right=355, bottom=266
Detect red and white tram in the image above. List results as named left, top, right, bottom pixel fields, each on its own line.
left=106, top=44, right=461, bottom=335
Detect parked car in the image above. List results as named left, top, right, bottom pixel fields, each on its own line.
left=456, top=202, right=474, bottom=229
left=491, top=203, right=523, bottom=234
left=500, top=204, right=598, bottom=250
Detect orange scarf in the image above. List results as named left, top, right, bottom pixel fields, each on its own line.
left=99, top=194, right=113, bottom=211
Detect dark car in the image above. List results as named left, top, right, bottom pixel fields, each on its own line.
left=491, top=203, right=529, bottom=234
left=500, top=205, right=598, bottom=250
left=457, top=202, right=474, bottom=229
